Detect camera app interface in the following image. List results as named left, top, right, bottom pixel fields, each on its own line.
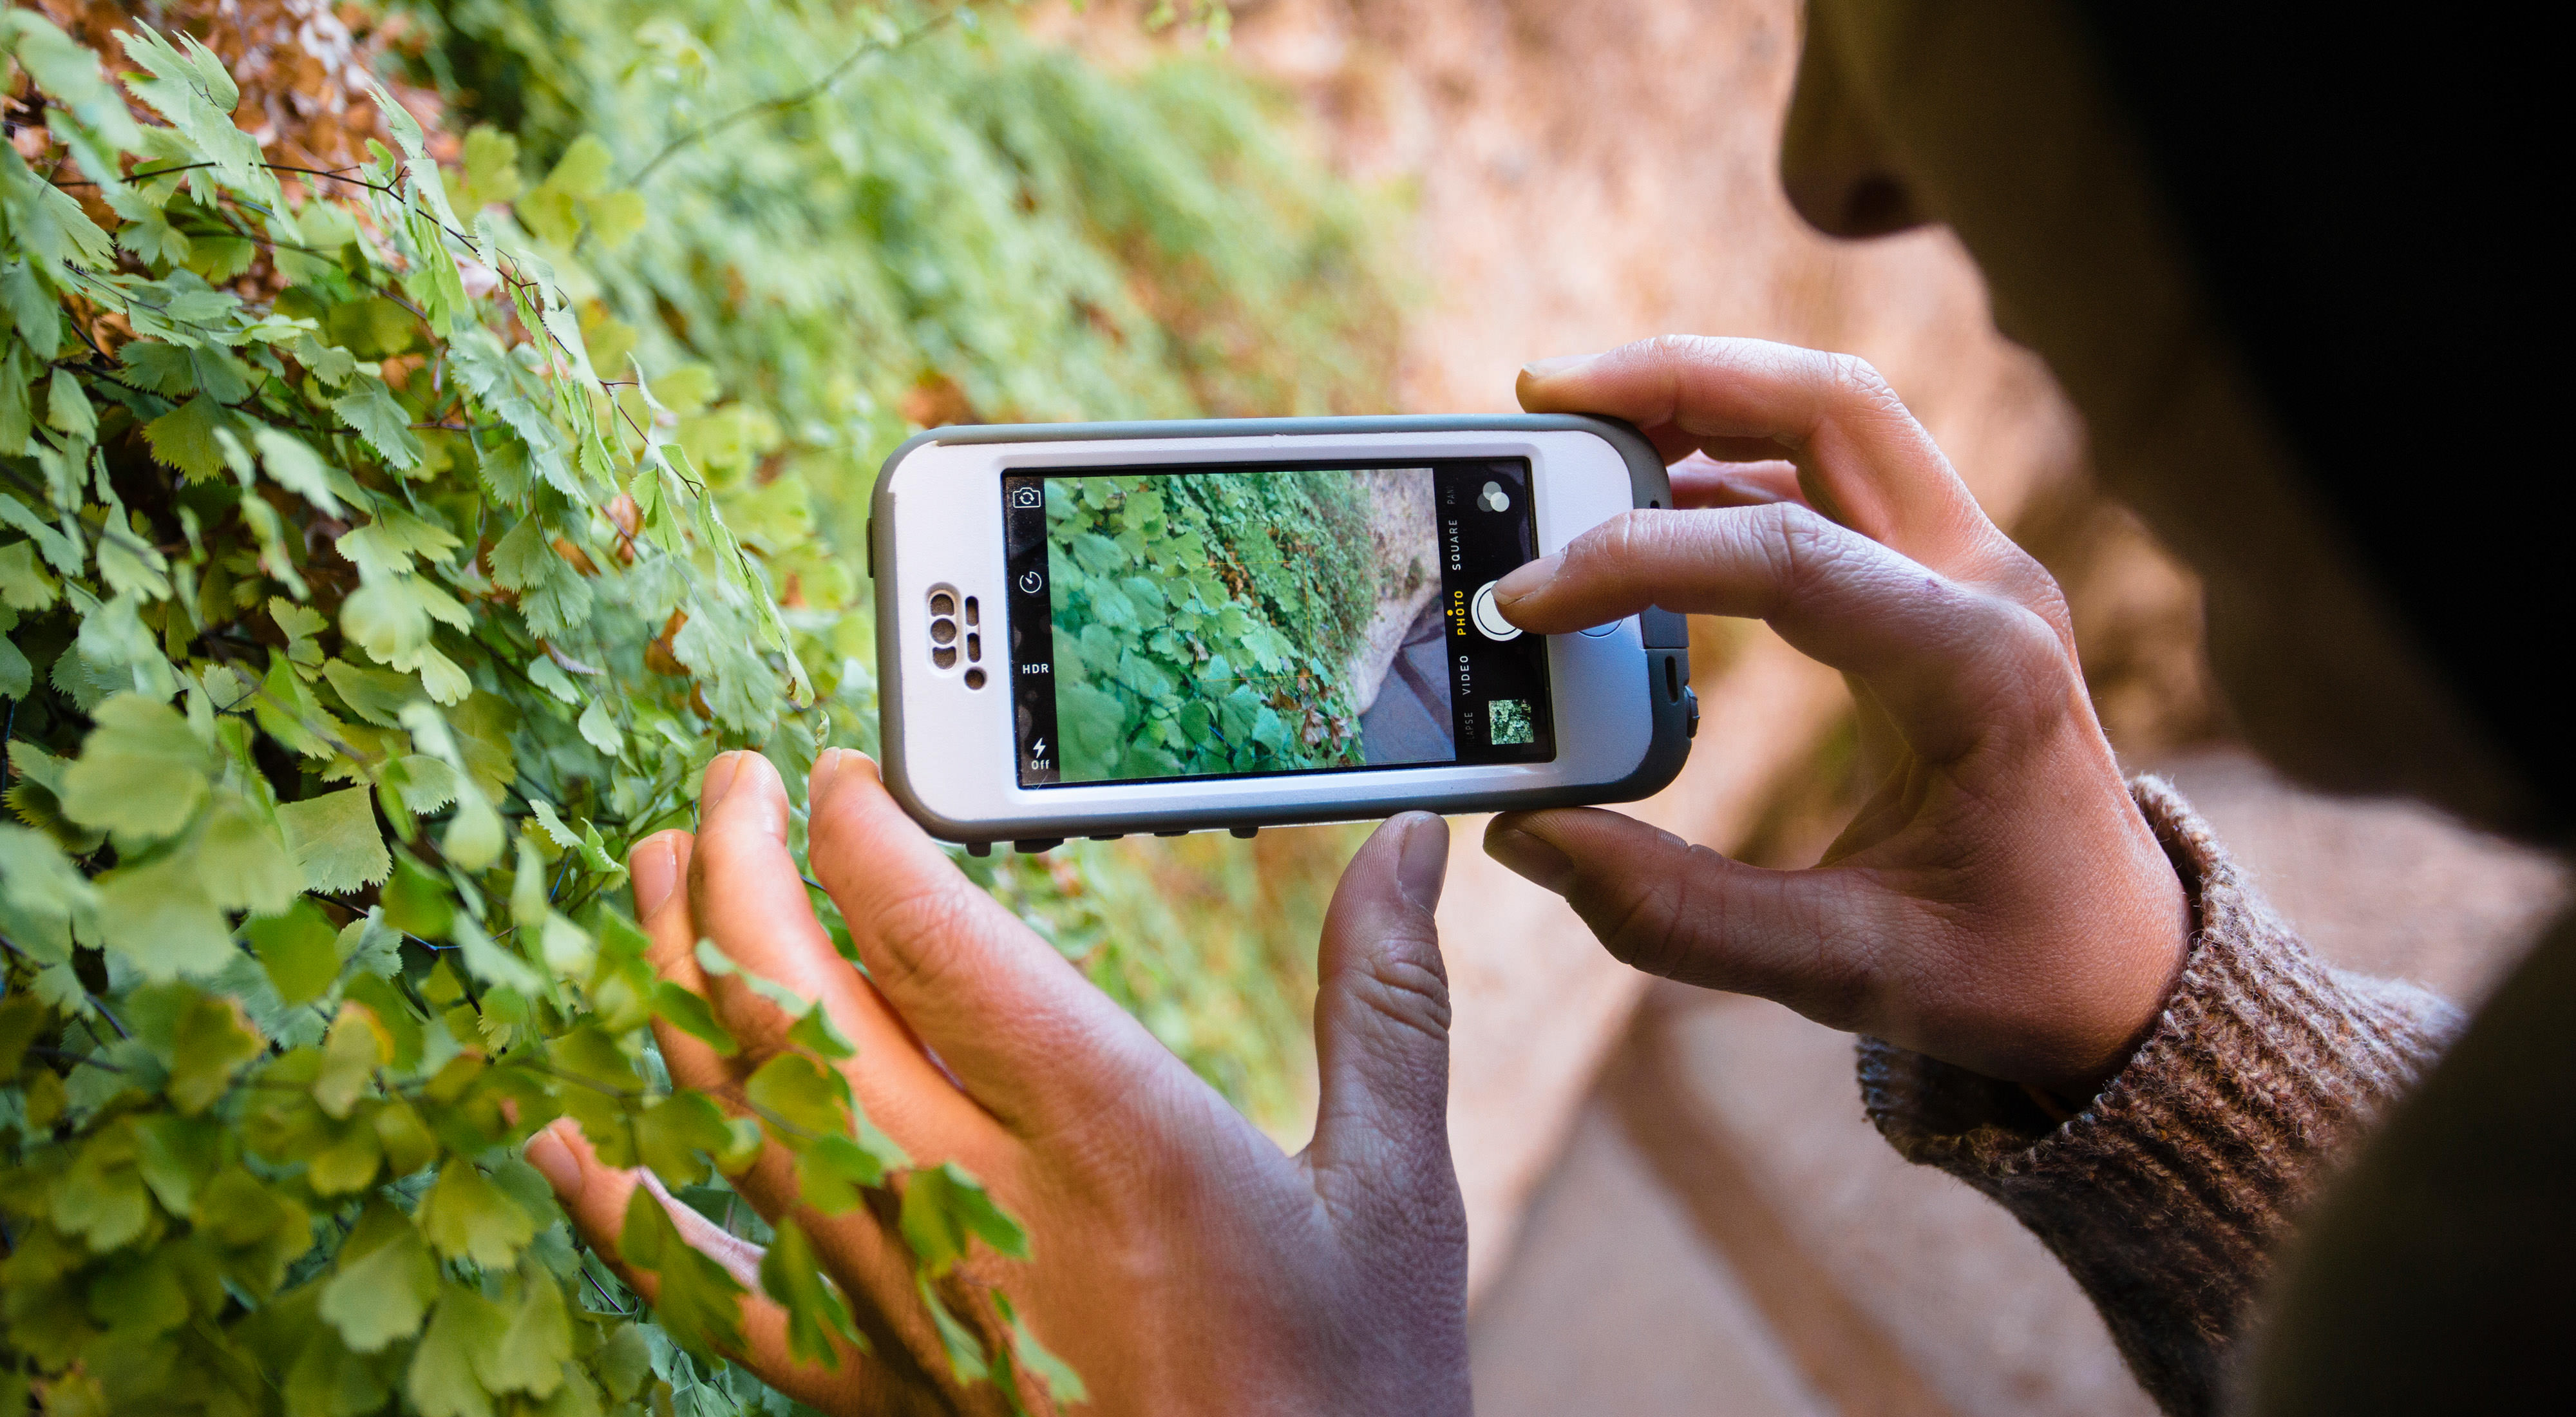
left=1004, top=459, right=1555, bottom=787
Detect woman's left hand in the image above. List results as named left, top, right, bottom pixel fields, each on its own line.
left=527, top=749, right=1472, bottom=1415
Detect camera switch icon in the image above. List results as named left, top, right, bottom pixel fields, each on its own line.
left=1010, top=485, right=1043, bottom=509
left=1017, top=570, right=1045, bottom=594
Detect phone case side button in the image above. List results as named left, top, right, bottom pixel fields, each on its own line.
left=1640, top=607, right=1689, bottom=648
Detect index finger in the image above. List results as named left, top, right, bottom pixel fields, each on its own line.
left=683, top=752, right=996, bottom=1159
left=1519, top=336, right=2014, bottom=585
left=1496, top=503, right=2071, bottom=763
left=805, top=750, right=1185, bottom=1143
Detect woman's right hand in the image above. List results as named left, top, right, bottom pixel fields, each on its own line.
left=1490, top=336, right=2189, bottom=1102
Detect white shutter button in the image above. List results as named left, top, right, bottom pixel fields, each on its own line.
left=1470, top=581, right=1522, bottom=642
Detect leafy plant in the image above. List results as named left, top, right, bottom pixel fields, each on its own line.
left=1046, top=470, right=1383, bottom=782
left=406, top=0, right=1401, bottom=1134
left=1, top=2, right=1398, bottom=1412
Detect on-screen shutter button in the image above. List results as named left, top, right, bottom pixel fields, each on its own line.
left=1470, top=582, right=1521, bottom=642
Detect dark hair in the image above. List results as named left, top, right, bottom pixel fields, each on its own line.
left=2073, top=7, right=2566, bottom=823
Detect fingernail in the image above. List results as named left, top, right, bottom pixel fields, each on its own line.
left=1495, top=553, right=1562, bottom=604
left=1395, top=812, right=1450, bottom=913
left=701, top=751, right=747, bottom=811
left=525, top=1121, right=583, bottom=1200
left=1520, top=353, right=1596, bottom=380
left=630, top=833, right=680, bottom=920
left=1485, top=825, right=1576, bottom=894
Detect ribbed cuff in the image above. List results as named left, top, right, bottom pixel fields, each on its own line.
left=1856, top=776, right=2464, bottom=1416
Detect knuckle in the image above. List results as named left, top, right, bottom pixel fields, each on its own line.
left=1644, top=331, right=1716, bottom=366
left=1969, top=535, right=2078, bottom=639
left=1823, top=352, right=1902, bottom=415
left=1558, top=509, right=1665, bottom=601
left=2014, top=561, right=2079, bottom=641
left=1758, top=501, right=1849, bottom=605
left=1991, top=594, right=2074, bottom=675
left=1582, top=870, right=1695, bottom=981
left=1592, top=508, right=1657, bottom=567
left=858, top=880, right=980, bottom=998
left=1768, top=499, right=1836, bottom=553
left=1967, top=594, right=2081, bottom=725
left=1348, top=935, right=1454, bottom=1042
left=1795, top=900, right=1881, bottom=1025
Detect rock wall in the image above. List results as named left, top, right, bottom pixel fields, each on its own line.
left=1343, top=467, right=1442, bottom=716
left=1211, top=0, right=2208, bottom=1296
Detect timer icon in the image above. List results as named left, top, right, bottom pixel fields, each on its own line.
left=1017, top=570, right=1045, bottom=594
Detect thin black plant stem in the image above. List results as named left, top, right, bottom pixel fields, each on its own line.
left=625, top=6, right=962, bottom=184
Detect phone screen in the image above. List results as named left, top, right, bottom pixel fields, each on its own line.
left=1003, top=459, right=1557, bottom=788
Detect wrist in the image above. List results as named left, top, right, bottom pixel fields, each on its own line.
left=2043, top=866, right=2193, bottom=1103
left=2016, top=775, right=2201, bottom=1103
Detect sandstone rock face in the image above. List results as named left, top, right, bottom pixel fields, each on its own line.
left=1343, top=466, right=1443, bottom=718
left=1222, top=0, right=2096, bottom=1298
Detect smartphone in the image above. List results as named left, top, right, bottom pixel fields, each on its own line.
left=868, top=415, right=1695, bottom=853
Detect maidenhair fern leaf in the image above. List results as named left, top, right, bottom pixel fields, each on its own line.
left=58, top=692, right=211, bottom=838
left=276, top=785, right=393, bottom=893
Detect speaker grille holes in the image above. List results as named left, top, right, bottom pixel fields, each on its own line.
left=927, top=585, right=981, bottom=677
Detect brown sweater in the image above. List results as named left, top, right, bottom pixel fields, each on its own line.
left=1855, top=777, right=2465, bottom=1416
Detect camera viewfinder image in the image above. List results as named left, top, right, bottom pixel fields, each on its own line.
left=1045, top=468, right=1453, bottom=784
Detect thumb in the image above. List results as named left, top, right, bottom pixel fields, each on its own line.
left=1306, top=813, right=1463, bottom=1216
left=1483, top=807, right=1891, bottom=1027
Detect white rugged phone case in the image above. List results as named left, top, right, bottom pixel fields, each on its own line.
left=869, top=415, right=1695, bottom=852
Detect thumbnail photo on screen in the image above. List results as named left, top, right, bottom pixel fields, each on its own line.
left=1045, top=467, right=1454, bottom=785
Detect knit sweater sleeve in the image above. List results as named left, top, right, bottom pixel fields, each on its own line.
left=1855, top=776, right=2465, bottom=1416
